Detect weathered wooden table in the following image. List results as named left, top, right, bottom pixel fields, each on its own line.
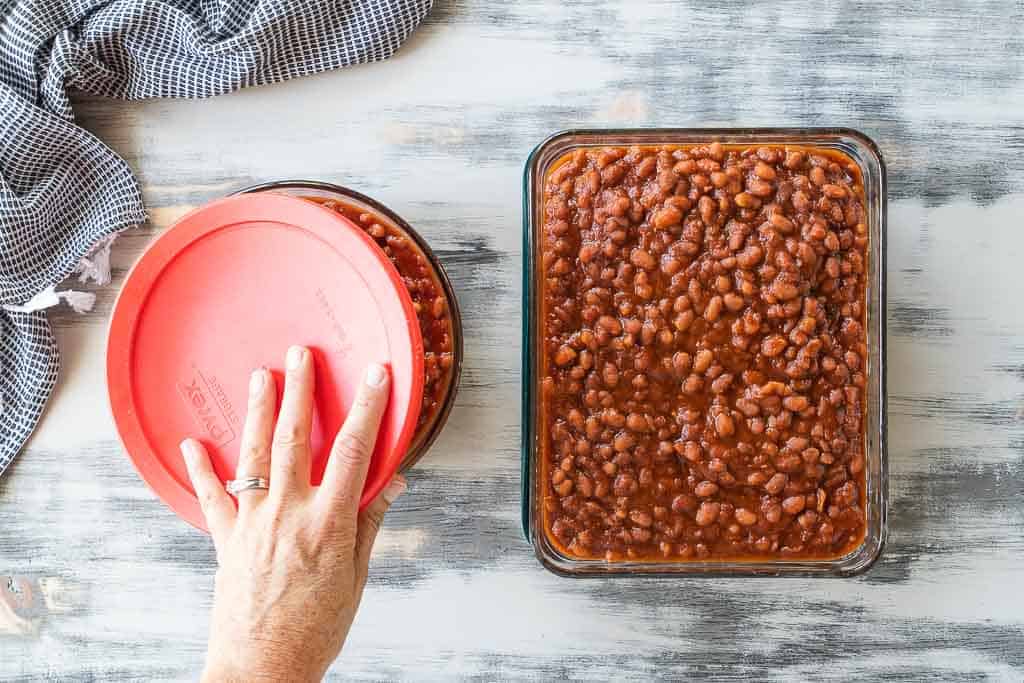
left=3, top=1, right=1023, bottom=680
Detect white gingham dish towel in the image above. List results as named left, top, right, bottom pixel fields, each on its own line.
left=0, top=0, right=432, bottom=476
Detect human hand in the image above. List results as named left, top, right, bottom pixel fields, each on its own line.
left=180, top=345, right=406, bottom=682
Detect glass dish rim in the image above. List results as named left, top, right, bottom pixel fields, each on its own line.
left=521, top=127, right=888, bottom=577
left=233, top=179, right=464, bottom=472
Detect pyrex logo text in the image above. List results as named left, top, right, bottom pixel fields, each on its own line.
left=177, top=371, right=236, bottom=447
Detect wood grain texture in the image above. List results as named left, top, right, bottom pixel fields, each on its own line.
left=3, top=0, right=1024, bottom=680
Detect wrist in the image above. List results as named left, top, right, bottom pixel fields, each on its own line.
left=202, top=661, right=322, bottom=683
left=202, top=641, right=324, bottom=682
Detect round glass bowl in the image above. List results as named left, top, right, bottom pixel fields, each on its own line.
left=235, top=180, right=463, bottom=471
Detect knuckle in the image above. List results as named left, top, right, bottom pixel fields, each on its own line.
left=285, top=365, right=309, bottom=385
left=356, top=385, right=385, bottom=410
left=248, top=383, right=273, bottom=406
left=362, top=509, right=385, bottom=537
left=321, top=514, right=357, bottom=545
left=334, top=432, right=371, bottom=464
left=273, top=423, right=309, bottom=451
left=238, top=442, right=269, bottom=468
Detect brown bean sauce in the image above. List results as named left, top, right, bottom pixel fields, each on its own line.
left=539, top=143, right=869, bottom=562
left=308, top=197, right=454, bottom=432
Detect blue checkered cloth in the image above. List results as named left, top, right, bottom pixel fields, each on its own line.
left=0, top=0, right=432, bottom=476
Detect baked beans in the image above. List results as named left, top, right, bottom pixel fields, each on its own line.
left=539, top=143, right=868, bottom=562
left=310, top=198, right=455, bottom=431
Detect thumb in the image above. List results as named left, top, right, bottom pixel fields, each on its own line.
left=353, top=476, right=407, bottom=589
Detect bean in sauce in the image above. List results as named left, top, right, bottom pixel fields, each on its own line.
left=309, top=197, right=455, bottom=432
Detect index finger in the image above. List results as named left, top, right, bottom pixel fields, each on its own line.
left=318, top=364, right=391, bottom=513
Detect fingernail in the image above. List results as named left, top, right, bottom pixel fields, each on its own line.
left=366, top=363, right=388, bottom=387
left=249, top=368, right=265, bottom=394
left=286, top=346, right=306, bottom=370
left=382, top=476, right=407, bottom=504
left=180, top=439, right=200, bottom=469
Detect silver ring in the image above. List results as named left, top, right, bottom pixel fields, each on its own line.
left=225, top=477, right=270, bottom=495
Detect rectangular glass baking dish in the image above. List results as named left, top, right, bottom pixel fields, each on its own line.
left=521, top=128, right=887, bottom=577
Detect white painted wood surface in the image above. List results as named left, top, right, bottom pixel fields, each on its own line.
left=3, top=1, right=1024, bottom=680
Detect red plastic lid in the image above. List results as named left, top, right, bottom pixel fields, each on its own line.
left=107, top=194, right=424, bottom=531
